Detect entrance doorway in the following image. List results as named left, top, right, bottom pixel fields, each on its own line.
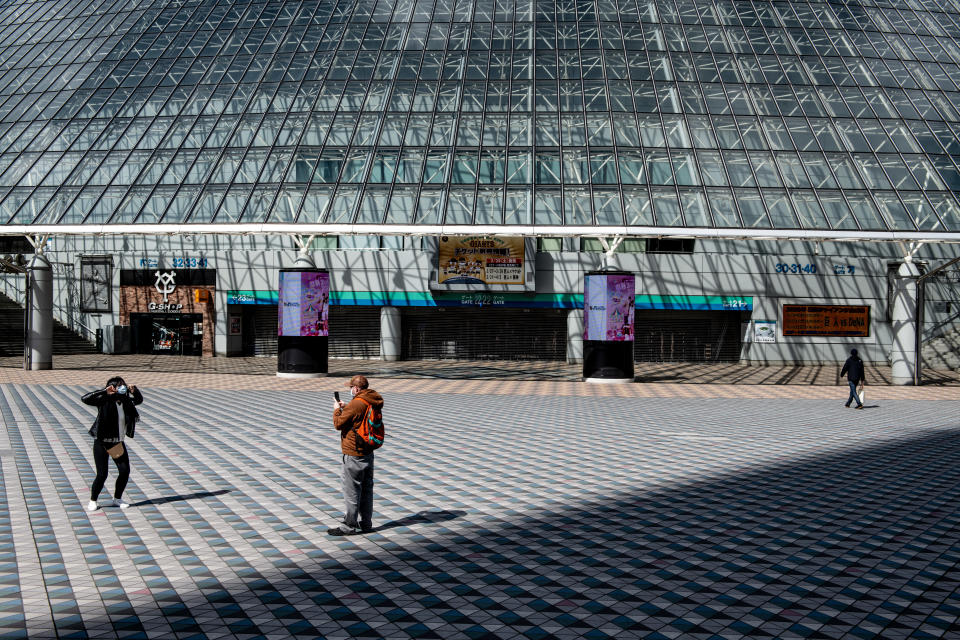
left=130, top=313, right=203, bottom=355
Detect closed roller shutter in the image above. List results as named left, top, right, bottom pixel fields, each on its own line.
left=402, top=308, right=566, bottom=360
left=634, top=311, right=742, bottom=362
left=253, top=306, right=278, bottom=356
left=329, top=306, right=380, bottom=358
left=251, top=305, right=382, bottom=358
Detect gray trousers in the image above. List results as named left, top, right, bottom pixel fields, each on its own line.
left=341, top=453, right=374, bottom=530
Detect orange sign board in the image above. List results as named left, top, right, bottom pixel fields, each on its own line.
left=782, top=305, right=870, bottom=337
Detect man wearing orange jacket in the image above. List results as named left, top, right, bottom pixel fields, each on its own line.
left=328, top=375, right=384, bottom=536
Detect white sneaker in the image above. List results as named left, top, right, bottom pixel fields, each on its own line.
left=113, top=498, right=129, bottom=509
left=86, top=500, right=99, bottom=511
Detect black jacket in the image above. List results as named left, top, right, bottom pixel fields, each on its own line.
left=840, top=356, right=866, bottom=384
left=82, top=388, right=143, bottom=441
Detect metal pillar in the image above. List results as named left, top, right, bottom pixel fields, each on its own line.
left=26, top=253, right=52, bottom=370
left=891, top=261, right=920, bottom=385
left=380, top=306, right=401, bottom=361
left=566, top=309, right=583, bottom=363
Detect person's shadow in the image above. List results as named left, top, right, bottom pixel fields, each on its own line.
left=371, top=509, right=466, bottom=532
left=129, top=489, right=231, bottom=507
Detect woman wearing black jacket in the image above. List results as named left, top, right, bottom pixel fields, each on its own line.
left=82, top=376, right=143, bottom=511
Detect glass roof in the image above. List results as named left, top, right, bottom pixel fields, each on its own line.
left=2, top=0, right=960, bottom=239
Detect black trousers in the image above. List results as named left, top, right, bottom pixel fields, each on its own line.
left=91, top=440, right=130, bottom=501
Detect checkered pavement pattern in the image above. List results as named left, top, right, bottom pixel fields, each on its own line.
left=1, top=377, right=959, bottom=639
left=4, top=353, right=960, bottom=388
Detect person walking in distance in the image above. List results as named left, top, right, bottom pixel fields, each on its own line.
left=329, top=375, right=383, bottom=536
left=82, top=376, right=143, bottom=510
left=840, top=348, right=866, bottom=409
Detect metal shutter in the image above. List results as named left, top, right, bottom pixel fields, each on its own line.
left=253, top=306, right=279, bottom=356
left=633, top=311, right=742, bottom=362
left=252, top=305, right=381, bottom=358
left=401, top=308, right=567, bottom=360
left=329, top=306, right=381, bottom=358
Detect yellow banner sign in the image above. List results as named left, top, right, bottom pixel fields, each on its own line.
left=438, top=236, right=525, bottom=285
left=782, top=305, right=870, bottom=337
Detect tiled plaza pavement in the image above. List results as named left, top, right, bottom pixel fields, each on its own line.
left=2, top=371, right=960, bottom=640
left=1, top=353, right=960, bottom=386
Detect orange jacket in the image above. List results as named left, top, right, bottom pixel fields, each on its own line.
left=333, top=388, right=384, bottom=456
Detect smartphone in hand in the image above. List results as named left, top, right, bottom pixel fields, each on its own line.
left=333, top=391, right=340, bottom=402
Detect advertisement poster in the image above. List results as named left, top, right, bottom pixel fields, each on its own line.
left=278, top=271, right=329, bottom=337
left=584, top=274, right=635, bottom=341
left=782, top=305, right=869, bottom=337
left=754, top=321, right=777, bottom=343
left=438, top=236, right=524, bottom=285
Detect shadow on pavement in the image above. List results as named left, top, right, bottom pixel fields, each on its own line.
left=129, top=489, right=231, bottom=507
left=634, top=375, right=683, bottom=383
left=372, top=509, right=467, bottom=532
left=78, top=428, right=960, bottom=639
left=5, top=353, right=959, bottom=385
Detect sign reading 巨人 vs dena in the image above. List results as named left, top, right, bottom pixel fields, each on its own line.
left=781, top=304, right=870, bottom=337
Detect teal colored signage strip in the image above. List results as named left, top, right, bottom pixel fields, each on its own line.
left=226, top=291, right=752, bottom=311
left=226, top=291, right=279, bottom=305
left=636, top=295, right=752, bottom=311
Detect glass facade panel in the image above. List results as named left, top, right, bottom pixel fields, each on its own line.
left=0, top=0, right=955, bottom=239
left=791, top=191, right=828, bottom=229
left=564, top=188, right=593, bottom=226
left=651, top=189, right=682, bottom=226
left=385, top=187, right=417, bottom=224
left=818, top=193, right=859, bottom=230
left=707, top=189, right=741, bottom=227
left=534, top=190, right=563, bottom=226
left=594, top=190, right=623, bottom=226
left=765, top=191, right=800, bottom=228
left=504, top=189, right=531, bottom=225
left=735, top=191, right=771, bottom=229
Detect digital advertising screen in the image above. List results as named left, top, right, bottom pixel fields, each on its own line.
left=278, top=270, right=330, bottom=337
left=584, top=273, right=635, bottom=342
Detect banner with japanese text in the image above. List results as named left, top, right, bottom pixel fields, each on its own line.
left=782, top=305, right=869, bottom=337
left=437, top=236, right=525, bottom=285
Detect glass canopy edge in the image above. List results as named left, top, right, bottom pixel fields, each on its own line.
left=2, top=225, right=960, bottom=244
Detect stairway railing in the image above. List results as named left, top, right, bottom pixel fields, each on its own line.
left=0, top=271, right=24, bottom=305
left=923, top=305, right=960, bottom=343
left=72, top=318, right=98, bottom=345
left=0, top=270, right=97, bottom=348
left=918, top=261, right=960, bottom=377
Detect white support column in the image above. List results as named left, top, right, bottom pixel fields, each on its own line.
left=597, top=236, right=624, bottom=269
left=26, top=253, right=52, bottom=370
left=380, top=307, right=401, bottom=361
left=294, top=234, right=316, bottom=256
left=891, top=260, right=921, bottom=385
left=567, top=308, right=583, bottom=363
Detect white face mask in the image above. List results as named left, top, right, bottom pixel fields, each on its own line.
left=350, top=386, right=358, bottom=397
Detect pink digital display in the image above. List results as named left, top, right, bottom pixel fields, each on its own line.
left=584, top=274, right=635, bottom=341
left=278, top=271, right=329, bottom=337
